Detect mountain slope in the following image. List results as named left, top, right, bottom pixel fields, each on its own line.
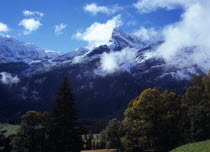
left=0, top=36, right=60, bottom=63
left=0, top=29, right=207, bottom=122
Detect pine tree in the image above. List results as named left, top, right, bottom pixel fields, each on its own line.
left=48, top=77, right=83, bottom=152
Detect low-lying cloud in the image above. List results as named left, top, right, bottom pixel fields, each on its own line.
left=98, top=47, right=137, bottom=75
left=133, top=26, right=161, bottom=43
left=134, top=0, right=210, bottom=72
left=0, top=72, right=20, bottom=85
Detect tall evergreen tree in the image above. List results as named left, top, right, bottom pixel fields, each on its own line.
left=48, top=77, right=82, bottom=152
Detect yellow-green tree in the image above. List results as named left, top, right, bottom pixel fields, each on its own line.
left=123, top=88, right=183, bottom=152
left=11, top=111, right=45, bottom=152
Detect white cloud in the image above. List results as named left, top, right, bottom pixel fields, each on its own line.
left=0, top=22, right=9, bottom=32
left=126, top=21, right=137, bottom=26
left=19, top=10, right=43, bottom=35
left=84, top=3, right=122, bottom=15
left=23, top=10, right=44, bottom=17
left=74, top=15, right=123, bottom=47
left=100, top=52, right=119, bottom=73
left=19, top=18, right=42, bottom=35
left=140, top=0, right=210, bottom=71
left=98, top=47, right=137, bottom=75
left=0, top=34, right=10, bottom=37
left=133, top=26, right=161, bottom=42
left=55, top=24, right=67, bottom=35
left=134, top=0, right=198, bottom=13
left=0, top=72, right=20, bottom=85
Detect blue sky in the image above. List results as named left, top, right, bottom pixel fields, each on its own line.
left=0, top=0, right=183, bottom=52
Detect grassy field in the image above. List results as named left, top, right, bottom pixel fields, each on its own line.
left=171, top=140, right=210, bottom=152
left=1, top=123, right=210, bottom=152
left=0, top=123, right=100, bottom=141
left=0, top=123, right=19, bottom=137
left=82, top=150, right=118, bottom=152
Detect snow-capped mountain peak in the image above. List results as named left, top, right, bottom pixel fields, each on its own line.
left=0, top=29, right=206, bottom=82
left=109, top=28, right=146, bottom=49
left=0, top=36, right=62, bottom=63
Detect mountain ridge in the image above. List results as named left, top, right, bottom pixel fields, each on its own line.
left=0, top=28, right=207, bottom=122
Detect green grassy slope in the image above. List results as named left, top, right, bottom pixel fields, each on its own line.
left=171, top=140, right=210, bottom=152
left=0, top=123, right=19, bottom=137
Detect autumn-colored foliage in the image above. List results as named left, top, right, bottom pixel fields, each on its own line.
left=123, top=89, right=183, bottom=152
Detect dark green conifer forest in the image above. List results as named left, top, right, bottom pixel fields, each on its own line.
left=1, top=74, right=210, bottom=152
left=1, top=77, right=83, bottom=152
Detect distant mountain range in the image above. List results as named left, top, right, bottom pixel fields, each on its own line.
left=0, top=28, right=206, bottom=122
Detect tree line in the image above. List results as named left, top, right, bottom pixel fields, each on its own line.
left=100, top=73, right=210, bottom=152
left=0, top=77, right=83, bottom=152
left=1, top=73, right=210, bottom=152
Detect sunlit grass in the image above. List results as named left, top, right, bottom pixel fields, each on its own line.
left=171, top=140, right=210, bottom=152
left=0, top=123, right=19, bottom=137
